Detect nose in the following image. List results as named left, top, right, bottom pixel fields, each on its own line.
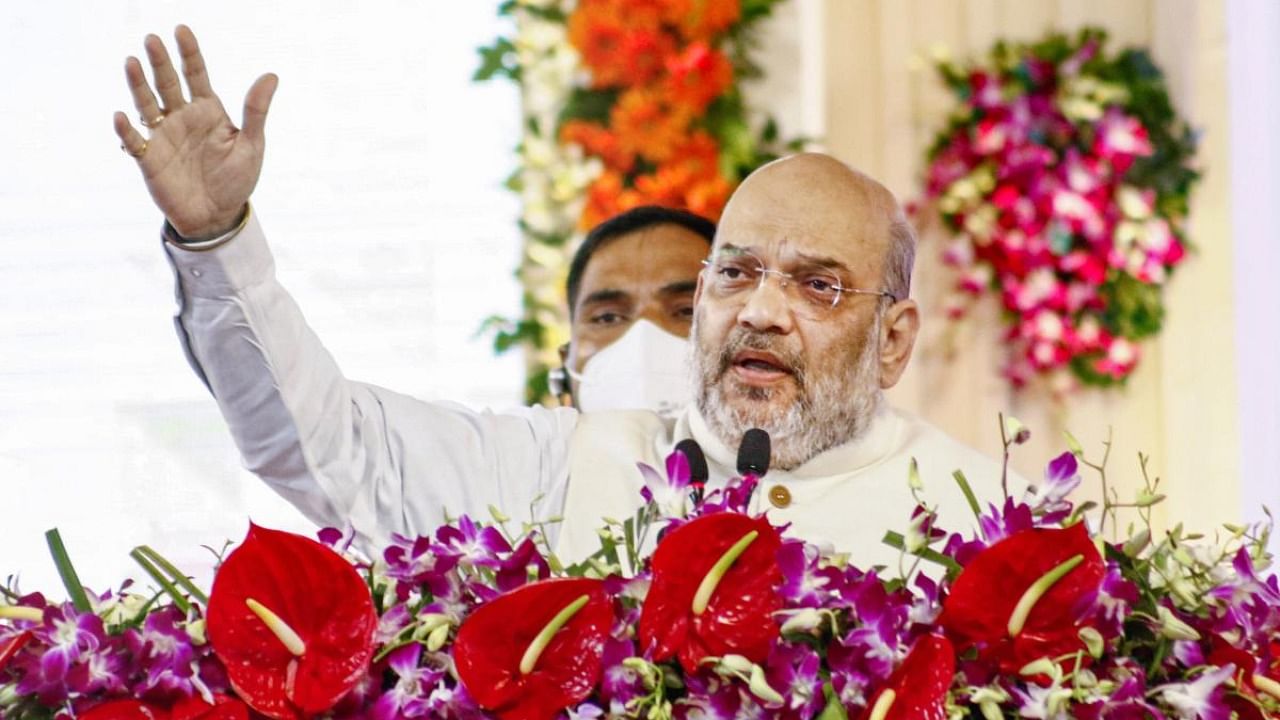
left=735, top=274, right=794, bottom=334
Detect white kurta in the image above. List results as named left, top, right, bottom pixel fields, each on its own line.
left=164, top=212, right=1019, bottom=570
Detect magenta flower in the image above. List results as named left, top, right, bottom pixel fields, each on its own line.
left=437, top=516, right=512, bottom=570
left=370, top=644, right=446, bottom=720
left=1154, top=664, right=1235, bottom=720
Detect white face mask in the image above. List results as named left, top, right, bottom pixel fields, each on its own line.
left=568, top=320, right=692, bottom=418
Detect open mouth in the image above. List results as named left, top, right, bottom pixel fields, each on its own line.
left=730, top=350, right=793, bottom=384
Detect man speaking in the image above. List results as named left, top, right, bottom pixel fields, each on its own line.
left=114, top=27, right=1011, bottom=567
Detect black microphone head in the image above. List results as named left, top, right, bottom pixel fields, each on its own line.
left=674, top=439, right=709, bottom=482
left=737, top=428, right=771, bottom=477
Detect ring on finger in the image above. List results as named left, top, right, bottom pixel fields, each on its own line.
left=141, top=112, right=166, bottom=129
left=121, top=140, right=149, bottom=159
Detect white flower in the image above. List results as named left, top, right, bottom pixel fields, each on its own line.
left=1155, top=664, right=1233, bottom=719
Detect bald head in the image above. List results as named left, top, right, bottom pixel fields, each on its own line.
left=718, top=153, right=915, bottom=300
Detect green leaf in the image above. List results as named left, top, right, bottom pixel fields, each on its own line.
left=45, top=528, right=91, bottom=612
left=133, top=545, right=209, bottom=606
left=129, top=548, right=192, bottom=615
left=952, top=470, right=982, bottom=519
left=473, top=38, right=518, bottom=82
left=559, top=87, right=620, bottom=125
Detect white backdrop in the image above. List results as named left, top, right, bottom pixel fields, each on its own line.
left=0, top=1, right=524, bottom=594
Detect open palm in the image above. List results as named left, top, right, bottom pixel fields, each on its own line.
left=113, top=25, right=278, bottom=240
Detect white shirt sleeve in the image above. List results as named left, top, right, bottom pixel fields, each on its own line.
left=162, top=212, right=578, bottom=553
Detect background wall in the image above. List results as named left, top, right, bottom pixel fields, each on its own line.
left=806, top=0, right=1278, bottom=543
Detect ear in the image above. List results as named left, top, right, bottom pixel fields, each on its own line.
left=877, top=299, right=919, bottom=389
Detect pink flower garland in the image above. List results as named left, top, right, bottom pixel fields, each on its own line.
left=921, top=29, right=1199, bottom=393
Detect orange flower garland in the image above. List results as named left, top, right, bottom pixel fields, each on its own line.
left=563, top=0, right=761, bottom=229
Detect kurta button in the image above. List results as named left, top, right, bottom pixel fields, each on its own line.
left=191, top=269, right=201, bottom=277
left=768, top=485, right=791, bottom=509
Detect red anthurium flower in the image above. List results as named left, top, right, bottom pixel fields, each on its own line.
left=638, top=513, right=782, bottom=672
left=454, top=577, right=612, bottom=720
left=207, top=524, right=377, bottom=720
left=170, top=694, right=251, bottom=720
left=859, top=634, right=956, bottom=720
left=79, top=699, right=168, bottom=720
left=939, top=522, right=1104, bottom=671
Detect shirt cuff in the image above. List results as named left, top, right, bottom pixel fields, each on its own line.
left=163, top=204, right=252, bottom=251
left=163, top=208, right=276, bottom=298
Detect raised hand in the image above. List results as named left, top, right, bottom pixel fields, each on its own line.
left=114, top=25, right=278, bottom=240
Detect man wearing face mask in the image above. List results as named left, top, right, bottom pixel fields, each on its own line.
left=551, top=206, right=714, bottom=417
left=118, top=28, right=1018, bottom=569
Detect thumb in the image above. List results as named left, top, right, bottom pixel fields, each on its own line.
left=241, top=72, right=278, bottom=145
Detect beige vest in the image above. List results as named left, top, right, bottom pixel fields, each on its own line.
left=555, top=405, right=1015, bottom=571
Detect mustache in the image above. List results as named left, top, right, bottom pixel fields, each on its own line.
left=716, top=329, right=807, bottom=385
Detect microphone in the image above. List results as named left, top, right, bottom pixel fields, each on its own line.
left=674, top=438, right=709, bottom=504
left=736, top=428, right=771, bottom=478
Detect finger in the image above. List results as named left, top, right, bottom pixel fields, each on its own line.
left=144, top=33, right=186, bottom=110
left=175, top=25, right=214, bottom=99
left=114, top=111, right=148, bottom=159
left=240, top=73, right=278, bottom=145
left=125, top=56, right=164, bottom=126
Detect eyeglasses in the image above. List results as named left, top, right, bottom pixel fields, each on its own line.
left=701, top=249, right=896, bottom=317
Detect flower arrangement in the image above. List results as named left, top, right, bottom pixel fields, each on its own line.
left=4, top=424, right=1277, bottom=720
left=475, top=0, right=799, bottom=402
left=921, top=28, right=1200, bottom=393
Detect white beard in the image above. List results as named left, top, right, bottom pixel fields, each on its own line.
left=691, top=313, right=884, bottom=471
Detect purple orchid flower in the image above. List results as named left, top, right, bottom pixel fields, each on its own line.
left=14, top=603, right=105, bottom=703
left=1153, top=664, right=1234, bottom=720
left=1023, top=451, right=1082, bottom=521
left=436, top=516, right=512, bottom=570
left=674, top=672, right=744, bottom=720
left=1084, top=562, right=1139, bottom=638
left=763, top=640, right=823, bottom=719
left=776, top=541, right=836, bottom=609
left=598, top=637, right=646, bottom=714
left=421, top=679, right=486, bottom=719
left=317, top=524, right=359, bottom=555
left=384, top=533, right=459, bottom=599
left=494, top=536, right=550, bottom=592
left=564, top=701, right=606, bottom=719
left=370, top=643, right=446, bottom=720
left=124, top=606, right=199, bottom=698
left=638, top=450, right=695, bottom=518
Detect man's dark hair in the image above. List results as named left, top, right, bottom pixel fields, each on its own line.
left=566, top=205, right=716, bottom=317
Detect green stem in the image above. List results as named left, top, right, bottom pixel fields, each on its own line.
left=45, top=529, right=90, bottom=612
left=1008, top=554, right=1084, bottom=637
left=520, top=593, right=590, bottom=674
left=692, top=531, right=758, bottom=616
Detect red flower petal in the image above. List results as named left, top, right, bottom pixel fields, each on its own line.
left=169, top=695, right=250, bottom=720
left=639, top=513, right=782, bottom=672
left=860, top=634, right=956, bottom=720
left=939, top=523, right=1103, bottom=669
left=0, top=630, right=32, bottom=671
left=79, top=700, right=168, bottom=720
left=454, top=577, right=612, bottom=720
left=207, top=524, right=377, bottom=720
